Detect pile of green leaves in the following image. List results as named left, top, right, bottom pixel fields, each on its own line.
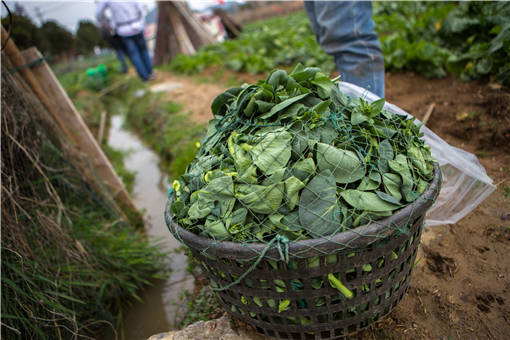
left=170, top=65, right=434, bottom=242
left=167, top=12, right=335, bottom=75
left=374, top=1, right=510, bottom=84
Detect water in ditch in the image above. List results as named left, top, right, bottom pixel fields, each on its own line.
left=107, top=114, right=193, bottom=339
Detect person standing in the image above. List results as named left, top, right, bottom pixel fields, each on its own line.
left=98, top=15, right=128, bottom=74
left=304, top=1, right=385, bottom=97
left=95, top=1, right=154, bottom=81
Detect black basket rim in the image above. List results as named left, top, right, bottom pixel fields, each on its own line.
left=165, top=163, right=441, bottom=260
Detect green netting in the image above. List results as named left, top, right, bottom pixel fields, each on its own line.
left=166, top=65, right=439, bottom=337
left=170, top=63, right=434, bottom=243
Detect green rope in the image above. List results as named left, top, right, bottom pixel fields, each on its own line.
left=212, top=234, right=289, bottom=292
left=8, top=57, right=46, bottom=74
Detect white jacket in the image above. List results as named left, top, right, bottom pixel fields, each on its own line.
left=95, top=1, right=144, bottom=37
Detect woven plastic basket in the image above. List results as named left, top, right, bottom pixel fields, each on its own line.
left=166, top=164, right=441, bottom=340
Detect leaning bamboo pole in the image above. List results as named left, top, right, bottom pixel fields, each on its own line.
left=1, top=26, right=140, bottom=224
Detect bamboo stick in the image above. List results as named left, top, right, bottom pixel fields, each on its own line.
left=97, top=111, right=107, bottom=145
left=19, top=46, right=139, bottom=219
left=422, top=103, right=436, bottom=125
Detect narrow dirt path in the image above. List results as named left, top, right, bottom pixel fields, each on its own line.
left=151, top=72, right=225, bottom=124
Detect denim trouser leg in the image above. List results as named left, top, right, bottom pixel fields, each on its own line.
left=115, top=47, right=128, bottom=74
left=121, top=33, right=150, bottom=81
left=304, top=1, right=385, bottom=97
left=133, top=33, right=153, bottom=76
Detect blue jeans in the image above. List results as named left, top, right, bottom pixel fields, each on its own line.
left=120, top=32, right=153, bottom=81
left=304, top=1, right=385, bottom=97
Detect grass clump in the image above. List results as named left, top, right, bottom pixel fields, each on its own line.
left=2, top=66, right=169, bottom=339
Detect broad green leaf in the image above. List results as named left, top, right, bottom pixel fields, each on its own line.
left=228, top=132, right=257, bottom=183
left=290, top=158, right=315, bottom=181
left=316, top=143, right=365, bottom=183
left=311, top=73, right=336, bottom=99
left=281, top=211, right=302, bottom=232
left=376, top=190, right=402, bottom=206
left=250, top=131, right=292, bottom=174
left=260, top=93, right=310, bottom=119
left=312, top=99, right=332, bottom=115
left=351, top=109, right=369, bottom=125
left=378, top=140, right=394, bottom=160
left=299, top=170, right=341, bottom=236
left=188, top=175, right=234, bottom=219
left=330, top=86, right=348, bottom=108
left=357, top=171, right=381, bottom=191
left=417, top=179, right=429, bottom=194
left=236, top=183, right=284, bottom=214
left=267, top=69, right=289, bottom=89
left=278, top=299, right=291, bottom=313
left=225, top=207, right=248, bottom=229
left=374, top=124, right=397, bottom=138
left=277, top=103, right=306, bottom=121
left=262, top=168, right=286, bottom=185
left=317, top=124, right=338, bottom=144
left=290, top=67, right=320, bottom=82
left=253, top=296, right=263, bottom=307
left=389, top=154, right=416, bottom=202
left=211, top=88, right=240, bottom=116
left=383, top=173, right=403, bottom=201
left=255, top=100, right=274, bottom=113
left=284, top=176, right=306, bottom=210
left=204, top=218, right=230, bottom=239
left=340, top=190, right=400, bottom=212
left=170, top=200, right=187, bottom=219
left=408, top=146, right=432, bottom=178
left=370, top=98, right=386, bottom=116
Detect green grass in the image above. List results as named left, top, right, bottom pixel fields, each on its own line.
left=113, top=79, right=205, bottom=177
left=1, top=139, right=170, bottom=339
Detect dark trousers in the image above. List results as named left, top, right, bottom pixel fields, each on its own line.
left=120, top=32, right=153, bottom=81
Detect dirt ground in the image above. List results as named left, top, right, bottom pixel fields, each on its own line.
left=154, top=70, right=510, bottom=339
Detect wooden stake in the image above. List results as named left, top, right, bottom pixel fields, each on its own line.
left=97, top=111, right=107, bottom=145
left=167, top=4, right=196, bottom=55
left=422, top=103, right=436, bottom=125
left=19, top=47, right=139, bottom=218
left=173, top=1, right=216, bottom=45
left=1, top=26, right=73, bottom=142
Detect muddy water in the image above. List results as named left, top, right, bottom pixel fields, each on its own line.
left=107, top=115, right=193, bottom=339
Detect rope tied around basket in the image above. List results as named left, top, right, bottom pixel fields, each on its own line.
left=211, top=234, right=290, bottom=292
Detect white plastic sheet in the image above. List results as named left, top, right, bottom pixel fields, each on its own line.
left=338, top=82, right=496, bottom=226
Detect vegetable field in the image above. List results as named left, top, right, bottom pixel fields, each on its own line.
left=165, top=2, right=510, bottom=85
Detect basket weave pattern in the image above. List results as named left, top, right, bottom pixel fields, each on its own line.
left=166, top=165, right=441, bottom=339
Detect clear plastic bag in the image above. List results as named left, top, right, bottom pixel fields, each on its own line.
left=338, top=82, right=496, bottom=226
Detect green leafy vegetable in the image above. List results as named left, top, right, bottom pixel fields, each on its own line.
left=170, top=66, right=435, bottom=242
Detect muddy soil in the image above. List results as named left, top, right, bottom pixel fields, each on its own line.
left=153, top=70, right=510, bottom=339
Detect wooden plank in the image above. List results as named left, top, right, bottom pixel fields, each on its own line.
left=173, top=1, right=216, bottom=45
left=20, top=46, right=139, bottom=220
left=97, top=111, right=107, bottom=145
left=167, top=4, right=196, bottom=55
left=1, top=26, right=73, bottom=142
left=422, top=103, right=436, bottom=125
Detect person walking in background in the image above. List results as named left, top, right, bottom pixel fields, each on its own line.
left=304, top=1, right=385, bottom=97
left=95, top=1, right=154, bottom=81
left=98, top=15, right=128, bottom=74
